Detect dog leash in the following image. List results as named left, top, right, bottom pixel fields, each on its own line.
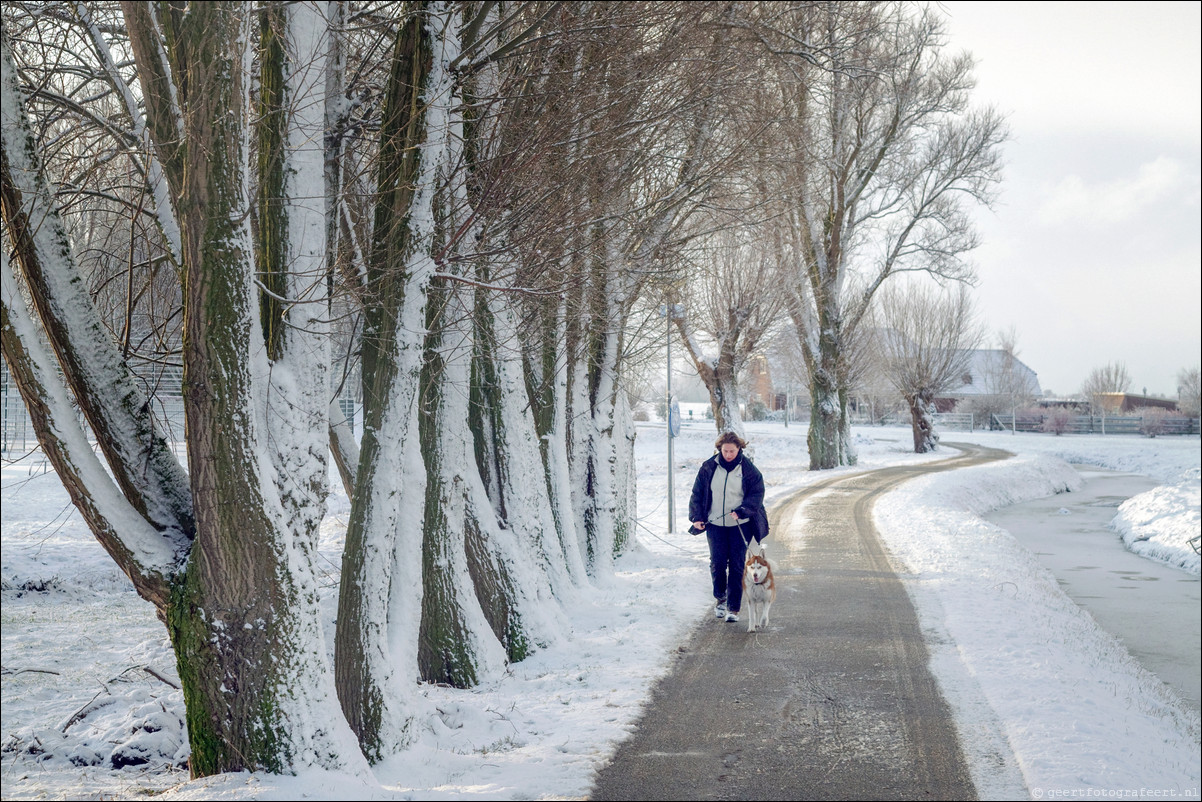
left=736, top=519, right=751, bottom=548
left=700, top=513, right=758, bottom=548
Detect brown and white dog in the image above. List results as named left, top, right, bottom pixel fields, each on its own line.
left=742, top=544, right=776, bottom=633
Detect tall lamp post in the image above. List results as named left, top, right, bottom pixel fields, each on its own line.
left=662, top=303, right=682, bottom=532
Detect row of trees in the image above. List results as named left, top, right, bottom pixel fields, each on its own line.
left=0, top=0, right=1003, bottom=777
left=661, top=3, right=1006, bottom=461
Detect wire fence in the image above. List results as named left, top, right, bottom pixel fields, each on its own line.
left=2, top=388, right=361, bottom=457
left=927, top=411, right=1200, bottom=435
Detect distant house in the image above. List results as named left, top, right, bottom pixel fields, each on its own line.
left=739, top=345, right=1044, bottom=418
left=934, top=349, right=1041, bottom=412
left=744, top=350, right=806, bottom=418
left=1091, top=392, right=1178, bottom=413
left=746, top=354, right=774, bottom=410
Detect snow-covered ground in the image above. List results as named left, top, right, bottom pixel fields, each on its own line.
left=1, top=422, right=1198, bottom=800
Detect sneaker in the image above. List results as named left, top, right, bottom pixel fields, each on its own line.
left=714, top=601, right=727, bottom=619
left=725, top=611, right=739, bottom=623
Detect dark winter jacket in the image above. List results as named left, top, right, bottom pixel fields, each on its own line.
left=688, top=452, right=769, bottom=542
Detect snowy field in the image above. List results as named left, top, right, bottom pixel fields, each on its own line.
left=2, top=422, right=1199, bottom=800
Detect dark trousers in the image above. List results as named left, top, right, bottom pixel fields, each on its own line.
left=706, top=525, right=748, bottom=613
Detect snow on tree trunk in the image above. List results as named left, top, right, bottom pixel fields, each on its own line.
left=571, top=261, right=631, bottom=575
left=0, top=263, right=178, bottom=605
left=1, top=34, right=193, bottom=551
left=334, top=2, right=439, bottom=759
left=612, top=389, right=639, bottom=554
left=806, top=340, right=856, bottom=471
left=334, top=309, right=429, bottom=760
left=9, top=1, right=360, bottom=776
left=263, top=0, right=334, bottom=550
left=334, top=0, right=560, bottom=756
left=455, top=4, right=578, bottom=616
left=907, top=390, right=939, bottom=453
left=162, top=2, right=360, bottom=776
left=472, top=283, right=577, bottom=604
left=418, top=275, right=510, bottom=686
left=526, top=294, right=590, bottom=584
left=705, top=363, right=746, bottom=439
left=554, top=224, right=645, bottom=573
left=789, top=259, right=856, bottom=471
left=413, top=12, right=527, bottom=680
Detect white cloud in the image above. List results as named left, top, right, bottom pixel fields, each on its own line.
left=941, top=2, right=1201, bottom=144
left=1037, top=157, right=1192, bottom=225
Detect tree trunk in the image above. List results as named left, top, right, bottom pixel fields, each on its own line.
left=525, top=294, right=590, bottom=584
left=328, top=399, right=359, bottom=498
left=472, top=281, right=578, bottom=602
left=417, top=277, right=510, bottom=686
left=334, top=0, right=556, bottom=755
left=807, top=378, right=854, bottom=470
left=695, top=357, right=746, bottom=437
left=334, top=2, right=435, bottom=759
left=8, top=1, right=361, bottom=776
left=806, top=332, right=855, bottom=470
left=0, top=264, right=177, bottom=609
left=168, top=2, right=356, bottom=776
left=1, top=34, right=193, bottom=550
left=572, top=261, right=630, bottom=572
left=907, top=390, right=938, bottom=453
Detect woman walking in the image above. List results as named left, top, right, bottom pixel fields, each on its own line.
left=688, top=432, right=767, bottom=622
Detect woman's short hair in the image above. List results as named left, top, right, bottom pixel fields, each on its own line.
left=714, top=432, right=748, bottom=451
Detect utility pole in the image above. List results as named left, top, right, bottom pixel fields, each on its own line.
left=662, top=303, right=682, bottom=532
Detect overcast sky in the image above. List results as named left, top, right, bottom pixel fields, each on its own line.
left=937, top=1, right=1201, bottom=398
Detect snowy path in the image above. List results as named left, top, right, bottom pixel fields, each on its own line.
left=589, top=442, right=1013, bottom=800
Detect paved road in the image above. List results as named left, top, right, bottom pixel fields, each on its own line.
left=589, top=443, right=1013, bottom=801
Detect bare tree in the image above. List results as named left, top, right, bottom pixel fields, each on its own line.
left=990, top=327, right=1040, bottom=409
left=874, top=281, right=982, bottom=452
left=1081, top=361, right=1132, bottom=413
left=672, top=227, right=789, bottom=436
left=498, top=1, right=756, bottom=570
left=846, top=333, right=899, bottom=425
left=750, top=2, right=1006, bottom=468
left=1138, top=407, right=1171, bottom=438
left=4, top=0, right=774, bottom=776
left=1041, top=407, right=1074, bottom=436
left=1177, top=366, right=1200, bottom=417
left=3, top=1, right=367, bottom=776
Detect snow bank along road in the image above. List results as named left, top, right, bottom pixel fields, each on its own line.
left=589, top=442, right=1012, bottom=801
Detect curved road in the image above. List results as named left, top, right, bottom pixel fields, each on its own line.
left=589, top=442, right=1013, bottom=801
